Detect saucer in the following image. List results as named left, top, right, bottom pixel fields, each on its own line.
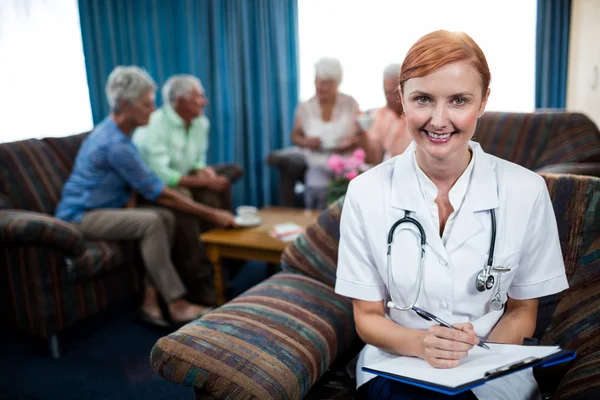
left=235, top=215, right=262, bottom=228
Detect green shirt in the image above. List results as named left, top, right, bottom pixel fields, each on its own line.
left=133, top=106, right=210, bottom=187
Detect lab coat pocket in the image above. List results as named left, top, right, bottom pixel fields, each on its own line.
left=489, top=250, right=521, bottom=299
left=462, top=250, right=521, bottom=317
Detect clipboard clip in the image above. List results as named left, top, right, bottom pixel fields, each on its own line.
left=484, top=356, right=538, bottom=379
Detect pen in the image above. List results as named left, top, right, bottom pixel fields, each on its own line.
left=411, top=306, right=491, bottom=350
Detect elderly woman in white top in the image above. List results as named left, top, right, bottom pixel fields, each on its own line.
left=291, top=57, right=361, bottom=209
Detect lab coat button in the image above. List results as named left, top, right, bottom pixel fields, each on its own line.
left=439, top=259, right=448, bottom=266
left=440, top=301, right=448, bottom=309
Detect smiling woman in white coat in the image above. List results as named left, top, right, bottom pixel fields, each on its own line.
left=334, top=30, right=569, bottom=400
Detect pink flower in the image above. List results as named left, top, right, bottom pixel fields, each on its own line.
left=344, top=156, right=363, bottom=170
left=327, top=154, right=345, bottom=175
left=352, top=148, right=366, bottom=162
left=344, top=170, right=359, bottom=180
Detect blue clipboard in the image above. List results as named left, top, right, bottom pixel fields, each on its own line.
left=362, top=349, right=576, bottom=396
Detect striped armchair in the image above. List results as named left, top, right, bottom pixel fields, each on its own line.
left=0, top=133, right=143, bottom=358
left=150, top=173, right=600, bottom=400
left=267, top=111, right=600, bottom=207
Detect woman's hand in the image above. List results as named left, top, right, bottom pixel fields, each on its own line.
left=336, top=134, right=363, bottom=152
left=302, top=137, right=322, bottom=150
left=419, top=323, right=480, bottom=368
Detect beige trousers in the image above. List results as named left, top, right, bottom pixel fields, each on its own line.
left=76, top=207, right=186, bottom=301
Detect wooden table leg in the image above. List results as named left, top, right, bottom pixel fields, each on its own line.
left=205, top=244, right=226, bottom=306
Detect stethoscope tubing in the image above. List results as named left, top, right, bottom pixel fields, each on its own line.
left=387, top=209, right=497, bottom=311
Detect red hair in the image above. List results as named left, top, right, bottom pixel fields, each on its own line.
left=397, top=30, right=491, bottom=114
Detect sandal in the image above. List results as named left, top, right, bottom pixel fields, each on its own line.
left=137, top=308, right=171, bottom=328
left=157, top=296, right=214, bottom=328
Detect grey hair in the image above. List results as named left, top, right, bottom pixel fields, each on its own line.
left=315, top=57, right=343, bottom=85
left=162, top=75, right=204, bottom=107
left=105, top=66, right=156, bottom=112
left=383, top=63, right=402, bottom=80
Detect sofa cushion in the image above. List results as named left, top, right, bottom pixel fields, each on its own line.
left=280, top=197, right=344, bottom=287
left=0, top=192, right=12, bottom=209
left=477, top=112, right=600, bottom=170
left=0, top=138, right=70, bottom=214
left=531, top=174, right=600, bottom=394
left=151, top=272, right=356, bottom=400
left=43, top=132, right=89, bottom=173
left=553, top=349, right=600, bottom=400
left=69, top=240, right=136, bottom=281
left=538, top=174, right=600, bottom=348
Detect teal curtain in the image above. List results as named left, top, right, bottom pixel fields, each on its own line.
left=78, top=0, right=299, bottom=207
left=535, top=0, right=571, bottom=109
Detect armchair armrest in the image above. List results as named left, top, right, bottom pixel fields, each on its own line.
left=536, top=162, right=600, bottom=177
left=151, top=273, right=357, bottom=399
left=266, top=147, right=307, bottom=207
left=0, top=210, right=86, bottom=257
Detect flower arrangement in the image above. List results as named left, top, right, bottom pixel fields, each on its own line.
left=326, top=148, right=369, bottom=204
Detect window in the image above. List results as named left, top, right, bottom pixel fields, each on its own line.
left=0, top=0, right=93, bottom=143
left=298, top=0, right=537, bottom=112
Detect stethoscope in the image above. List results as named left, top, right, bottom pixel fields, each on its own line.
left=386, top=208, right=510, bottom=313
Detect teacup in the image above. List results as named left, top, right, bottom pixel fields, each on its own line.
left=236, top=205, right=259, bottom=222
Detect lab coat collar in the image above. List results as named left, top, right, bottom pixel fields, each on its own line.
left=390, top=141, right=498, bottom=211
left=390, top=141, right=499, bottom=257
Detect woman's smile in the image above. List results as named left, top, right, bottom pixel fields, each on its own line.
left=423, top=129, right=457, bottom=143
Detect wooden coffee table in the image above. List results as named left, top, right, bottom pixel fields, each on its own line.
left=201, top=207, right=321, bottom=305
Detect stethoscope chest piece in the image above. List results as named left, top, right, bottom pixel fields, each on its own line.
left=476, top=271, right=495, bottom=292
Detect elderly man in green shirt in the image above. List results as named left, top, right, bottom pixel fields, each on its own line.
left=133, top=74, right=243, bottom=306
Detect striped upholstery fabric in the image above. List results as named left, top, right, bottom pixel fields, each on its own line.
left=280, top=197, right=344, bottom=287
left=151, top=273, right=355, bottom=400
left=553, top=350, right=600, bottom=400
left=0, top=138, right=70, bottom=214
left=43, top=132, right=89, bottom=172
left=534, top=174, right=600, bottom=399
left=69, top=240, right=135, bottom=281
left=0, top=133, right=143, bottom=339
left=0, top=210, right=86, bottom=256
left=0, top=193, right=12, bottom=209
left=476, top=112, right=600, bottom=170
left=3, top=246, right=141, bottom=338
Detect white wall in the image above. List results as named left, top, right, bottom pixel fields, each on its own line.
left=566, top=0, right=600, bottom=127
left=0, top=0, right=93, bottom=143
left=298, top=0, right=537, bottom=113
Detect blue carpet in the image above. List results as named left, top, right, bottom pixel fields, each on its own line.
left=0, top=262, right=270, bottom=400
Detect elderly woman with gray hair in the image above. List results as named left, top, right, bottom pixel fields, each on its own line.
left=55, top=66, right=237, bottom=328
left=291, top=57, right=361, bottom=209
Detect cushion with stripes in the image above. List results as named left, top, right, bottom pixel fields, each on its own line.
left=150, top=272, right=356, bottom=400
left=280, top=197, right=344, bottom=288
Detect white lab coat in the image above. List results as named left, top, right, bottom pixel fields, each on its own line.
left=335, top=141, right=569, bottom=400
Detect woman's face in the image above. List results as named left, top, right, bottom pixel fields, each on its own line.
left=401, top=61, right=489, bottom=162
left=122, top=89, right=156, bottom=127
left=315, top=77, right=338, bottom=102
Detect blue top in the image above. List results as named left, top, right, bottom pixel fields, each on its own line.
left=55, top=118, right=165, bottom=222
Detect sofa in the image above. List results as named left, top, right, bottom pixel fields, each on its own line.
left=150, top=172, right=600, bottom=400
left=0, top=132, right=143, bottom=358
left=266, top=111, right=600, bottom=207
